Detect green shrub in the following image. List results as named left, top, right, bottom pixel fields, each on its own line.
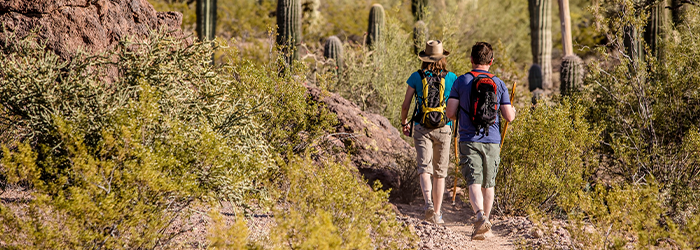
left=271, top=157, right=416, bottom=249
left=568, top=182, right=668, bottom=249
left=498, top=99, right=600, bottom=215
left=0, top=32, right=273, bottom=247
left=586, top=0, right=700, bottom=220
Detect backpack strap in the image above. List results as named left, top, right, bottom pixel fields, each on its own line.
left=467, top=70, right=495, bottom=79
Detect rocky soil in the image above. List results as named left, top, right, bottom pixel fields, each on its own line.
left=394, top=188, right=577, bottom=250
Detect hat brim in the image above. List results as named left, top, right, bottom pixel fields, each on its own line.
left=418, top=50, right=450, bottom=62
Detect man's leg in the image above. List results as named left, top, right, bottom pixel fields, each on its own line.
left=482, top=187, right=495, bottom=218
left=482, top=143, right=500, bottom=219
left=468, top=184, right=484, bottom=214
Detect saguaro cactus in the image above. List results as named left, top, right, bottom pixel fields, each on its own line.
left=624, top=25, right=644, bottom=66
left=528, top=64, right=543, bottom=92
left=644, top=0, right=669, bottom=60
left=366, top=4, right=385, bottom=51
left=324, top=36, right=344, bottom=71
left=412, top=0, right=428, bottom=21
left=528, top=0, right=553, bottom=90
left=671, top=0, right=688, bottom=27
left=557, top=0, right=573, bottom=56
left=560, top=55, right=584, bottom=96
left=196, top=0, right=217, bottom=42
left=413, top=21, right=428, bottom=55
left=276, top=0, right=302, bottom=63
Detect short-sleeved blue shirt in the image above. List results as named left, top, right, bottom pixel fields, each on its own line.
left=407, top=70, right=458, bottom=126
left=448, top=70, right=510, bottom=144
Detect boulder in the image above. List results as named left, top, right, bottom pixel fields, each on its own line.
left=307, top=85, right=415, bottom=192
left=0, top=0, right=185, bottom=60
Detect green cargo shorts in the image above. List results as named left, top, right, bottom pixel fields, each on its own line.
left=459, top=141, right=500, bottom=188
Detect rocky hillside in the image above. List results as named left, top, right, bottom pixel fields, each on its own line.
left=0, top=0, right=186, bottom=59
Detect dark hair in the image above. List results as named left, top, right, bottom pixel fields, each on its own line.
left=470, top=42, right=493, bottom=65
left=421, top=57, right=447, bottom=72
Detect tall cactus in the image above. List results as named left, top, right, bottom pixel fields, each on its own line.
left=528, top=64, right=543, bottom=91
left=560, top=55, right=584, bottom=96
left=366, top=4, right=385, bottom=51
left=644, top=0, right=669, bottom=61
left=531, top=89, right=545, bottom=105
left=196, top=0, right=217, bottom=42
left=528, top=0, right=553, bottom=90
left=412, top=0, right=428, bottom=21
left=557, top=0, right=574, bottom=56
left=276, top=0, right=302, bottom=64
left=671, top=0, right=687, bottom=27
left=324, top=36, right=344, bottom=71
left=624, top=25, right=644, bottom=67
left=413, top=21, right=428, bottom=55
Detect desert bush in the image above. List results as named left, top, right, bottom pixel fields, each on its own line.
left=526, top=1, right=700, bottom=247
left=586, top=0, right=700, bottom=221
left=271, top=157, right=416, bottom=249
left=498, top=99, right=600, bottom=215
left=0, top=32, right=274, bottom=247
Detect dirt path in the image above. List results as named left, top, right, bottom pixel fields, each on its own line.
left=394, top=189, right=520, bottom=250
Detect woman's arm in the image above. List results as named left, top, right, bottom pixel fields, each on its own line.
left=400, top=86, right=416, bottom=124
left=400, top=86, right=416, bottom=135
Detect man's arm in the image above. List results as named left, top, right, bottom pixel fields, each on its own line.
left=500, top=104, right=516, bottom=122
left=446, top=99, right=459, bottom=121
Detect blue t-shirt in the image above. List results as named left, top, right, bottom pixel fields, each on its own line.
left=407, top=70, right=457, bottom=126
left=448, top=70, right=510, bottom=144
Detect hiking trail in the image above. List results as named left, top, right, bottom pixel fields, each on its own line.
left=394, top=188, right=529, bottom=249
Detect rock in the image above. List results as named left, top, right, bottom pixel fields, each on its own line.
left=529, top=228, right=544, bottom=239
left=306, top=85, right=415, bottom=192
left=0, top=0, right=187, bottom=60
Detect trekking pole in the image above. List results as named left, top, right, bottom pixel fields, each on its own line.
left=500, top=81, right=517, bottom=148
left=451, top=118, right=459, bottom=206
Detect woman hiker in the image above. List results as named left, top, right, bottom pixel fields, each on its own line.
left=400, top=40, right=457, bottom=224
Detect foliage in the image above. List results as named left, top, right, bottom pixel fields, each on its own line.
left=270, top=157, right=416, bottom=249
left=0, top=30, right=334, bottom=248
left=498, top=99, right=600, bottom=215
left=0, top=32, right=271, bottom=203
left=587, top=0, right=700, bottom=219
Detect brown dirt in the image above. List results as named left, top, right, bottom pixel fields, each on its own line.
left=394, top=189, right=520, bottom=250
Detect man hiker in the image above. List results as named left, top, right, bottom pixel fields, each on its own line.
left=446, top=42, right=516, bottom=240
left=400, top=40, right=458, bottom=224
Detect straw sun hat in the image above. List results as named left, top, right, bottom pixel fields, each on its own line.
left=418, top=40, right=450, bottom=62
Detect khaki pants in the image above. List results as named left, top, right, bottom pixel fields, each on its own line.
left=412, top=124, right=452, bottom=178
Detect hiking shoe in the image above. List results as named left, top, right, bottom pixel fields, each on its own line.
left=424, top=202, right=435, bottom=222
left=472, top=232, right=486, bottom=240
left=434, top=213, right=444, bottom=224
left=483, top=220, right=492, bottom=233
left=473, top=210, right=488, bottom=234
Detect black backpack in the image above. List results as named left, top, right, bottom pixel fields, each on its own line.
left=466, top=71, right=499, bottom=136
left=412, top=70, right=448, bottom=129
